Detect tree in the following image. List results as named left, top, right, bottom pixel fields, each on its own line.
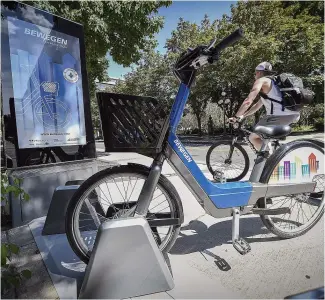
left=114, top=51, right=178, bottom=107
left=166, top=16, right=220, bottom=134
left=112, top=1, right=324, bottom=133
left=229, top=1, right=324, bottom=100
left=24, top=1, right=171, bottom=128
left=26, top=1, right=171, bottom=93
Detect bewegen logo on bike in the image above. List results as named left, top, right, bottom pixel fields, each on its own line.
left=174, top=139, right=192, bottom=163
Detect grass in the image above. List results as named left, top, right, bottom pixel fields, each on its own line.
left=292, top=125, right=316, bottom=132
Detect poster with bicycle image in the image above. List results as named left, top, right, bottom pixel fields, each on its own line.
left=7, top=16, right=86, bottom=149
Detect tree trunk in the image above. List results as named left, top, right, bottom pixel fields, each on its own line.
left=196, top=113, right=202, bottom=136
left=254, top=110, right=261, bottom=124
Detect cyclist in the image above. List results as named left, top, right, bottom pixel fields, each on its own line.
left=228, top=62, right=300, bottom=150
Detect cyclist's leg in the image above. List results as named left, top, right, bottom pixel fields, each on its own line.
left=250, top=115, right=272, bottom=150
left=249, top=132, right=262, bottom=150
left=250, top=113, right=299, bottom=150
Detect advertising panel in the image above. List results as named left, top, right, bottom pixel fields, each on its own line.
left=7, top=16, right=86, bottom=148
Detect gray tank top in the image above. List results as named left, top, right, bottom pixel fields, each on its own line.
left=261, top=80, right=300, bottom=116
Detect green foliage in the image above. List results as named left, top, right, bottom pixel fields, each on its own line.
left=90, top=96, right=101, bottom=132
left=114, top=1, right=323, bottom=132
left=309, top=103, right=325, bottom=121
left=23, top=0, right=171, bottom=129
left=114, top=51, right=178, bottom=107
left=314, top=118, right=324, bottom=132
left=25, top=1, right=171, bottom=92
left=1, top=243, right=32, bottom=295
left=292, top=124, right=315, bottom=132
left=1, top=172, right=31, bottom=295
left=1, top=173, right=29, bottom=204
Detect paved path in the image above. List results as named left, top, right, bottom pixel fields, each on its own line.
left=96, top=132, right=324, bottom=165
left=96, top=149, right=324, bottom=299
left=4, top=132, right=324, bottom=299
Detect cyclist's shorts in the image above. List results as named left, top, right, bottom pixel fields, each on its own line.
left=256, top=114, right=300, bottom=127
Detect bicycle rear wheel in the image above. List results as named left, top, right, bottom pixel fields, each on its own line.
left=66, top=164, right=183, bottom=264
left=206, top=141, right=249, bottom=181
left=259, top=140, right=324, bottom=238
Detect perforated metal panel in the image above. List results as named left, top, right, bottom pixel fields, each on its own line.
left=97, top=92, right=169, bottom=156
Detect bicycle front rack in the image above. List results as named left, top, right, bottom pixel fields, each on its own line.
left=97, top=92, right=170, bottom=157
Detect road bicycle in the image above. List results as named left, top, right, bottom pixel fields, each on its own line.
left=206, top=119, right=324, bottom=182
left=65, top=29, right=324, bottom=263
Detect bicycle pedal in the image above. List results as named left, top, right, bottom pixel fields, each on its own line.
left=213, top=170, right=226, bottom=183
left=233, top=238, right=251, bottom=255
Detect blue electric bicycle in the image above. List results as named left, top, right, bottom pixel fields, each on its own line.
left=66, top=29, right=324, bottom=263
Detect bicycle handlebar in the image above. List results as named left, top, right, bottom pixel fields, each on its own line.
left=175, top=28, right=244, bottom=73
left=213, top=28, right=244, bottom=54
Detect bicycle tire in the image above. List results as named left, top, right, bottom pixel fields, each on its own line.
left=298, top=138, right=324, bottom=148
left=206, top=141, right=250, bottom=182
left=66, top=164, right=184, bottom=264
left=259, top=140, right=324, bottom=238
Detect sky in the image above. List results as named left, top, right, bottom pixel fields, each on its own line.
left=107, top=1, right=236, bottom=79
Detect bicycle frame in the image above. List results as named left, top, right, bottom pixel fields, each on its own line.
left=230, top=122, right=281, bottom=157
left=135, top=85, right=316, bottom=219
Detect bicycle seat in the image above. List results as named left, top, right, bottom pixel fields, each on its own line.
left=253, top=124, right=291, bottom=139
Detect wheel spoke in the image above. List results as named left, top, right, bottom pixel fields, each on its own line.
left=208, top=142, right=247, bottom=180
left=71, top=169, right=178, bottom=262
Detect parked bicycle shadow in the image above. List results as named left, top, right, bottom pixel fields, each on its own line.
left=170, top=216, right=282, bottom=264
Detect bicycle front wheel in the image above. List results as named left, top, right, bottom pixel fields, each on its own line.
left=206, top=141, right=250, bottom=181
left=66, top=164, right=183, bottom=264
left=259, top=140, right=324, bottom=238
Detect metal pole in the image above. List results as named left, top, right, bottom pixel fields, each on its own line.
left=223, top=101, right=226, bottom=134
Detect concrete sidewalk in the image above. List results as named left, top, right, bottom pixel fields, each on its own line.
left=4, top=151, right=324, bottom=299
left=90, top=152, right=325, bottom=298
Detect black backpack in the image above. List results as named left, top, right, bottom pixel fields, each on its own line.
left=260, top=73, right=314, bottom=114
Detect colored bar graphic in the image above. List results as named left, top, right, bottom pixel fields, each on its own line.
left=290, top=163, right=296, bottom=179
left=309, top=153, right=317, bottom=173
left=271, top=152, right=318, bottom=182
left=302, top=164, right=310, bottom=177
left=284, top=161, right=290, bottom=179
left=279, top=166, right=284, bottom=179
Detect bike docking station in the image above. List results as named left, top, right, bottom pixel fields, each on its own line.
left=78, top=217, right=174, bottom=299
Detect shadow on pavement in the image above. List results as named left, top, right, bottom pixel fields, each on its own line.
left=170, top=217, right=282, bottom=256
left=43, top=240, right=85, bottom=292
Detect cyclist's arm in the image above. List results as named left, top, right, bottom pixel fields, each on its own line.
left=243, top=99, right=263, bottom=117
left=235, top=78, right=265, bottom=117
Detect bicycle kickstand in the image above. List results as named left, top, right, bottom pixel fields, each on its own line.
left=232, top=208, right=251, bottom=255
